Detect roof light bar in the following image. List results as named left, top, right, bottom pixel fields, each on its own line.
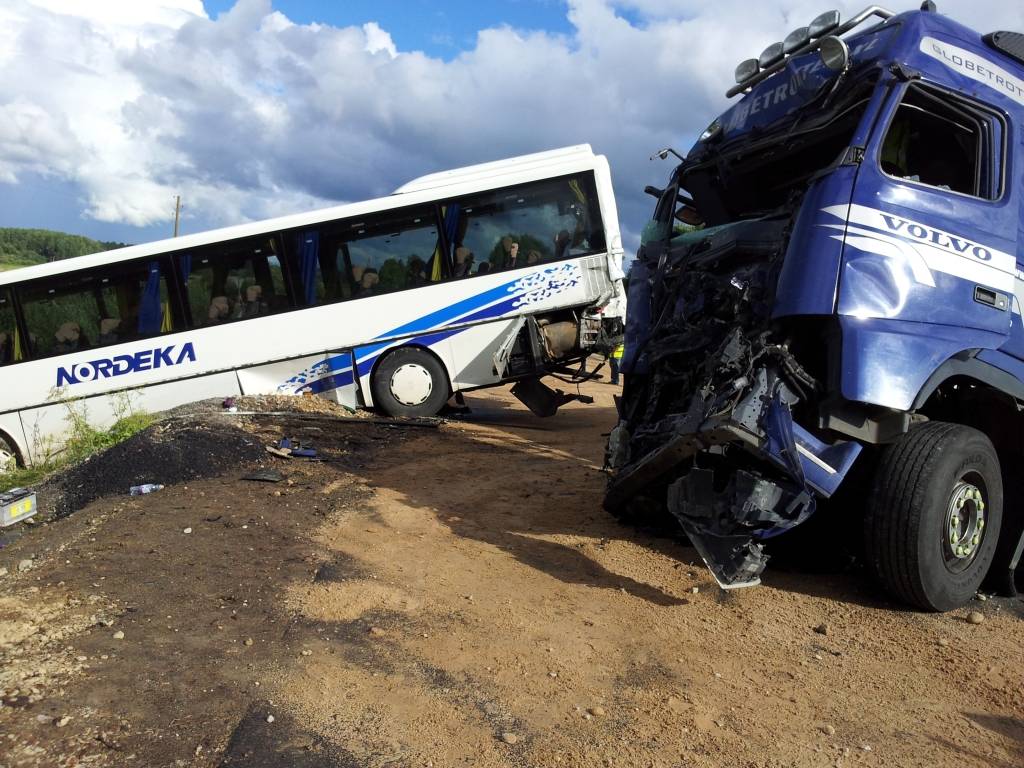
left=809, top=10, right=841, bottom=38
left=726, top=5, right=895, bottom=98
left=783, top=26, right=811, bottom=54
left=734, top=58, right=760, bottom=83
left=758, top=42, right=785, bottom=68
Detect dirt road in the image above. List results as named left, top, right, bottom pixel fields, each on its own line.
left=1, top=382, right=1022, bottom=767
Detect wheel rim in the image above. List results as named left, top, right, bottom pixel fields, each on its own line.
left=943, top=475, right=987, bottom=574
left=389, top=363, right=433, bottom=406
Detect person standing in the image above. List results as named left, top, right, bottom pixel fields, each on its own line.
left=610, top=342, right=624, bottom=385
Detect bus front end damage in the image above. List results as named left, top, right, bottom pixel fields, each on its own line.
left=604, top=219, right=861, bottom=588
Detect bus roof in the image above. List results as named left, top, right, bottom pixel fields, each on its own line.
left=0, top=144, right=600, bottom=288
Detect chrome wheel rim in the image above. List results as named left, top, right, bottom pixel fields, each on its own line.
left=943, top=477, right=986, bottom=574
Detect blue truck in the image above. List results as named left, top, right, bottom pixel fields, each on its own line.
left=604, top=3, right=1024, bottom=610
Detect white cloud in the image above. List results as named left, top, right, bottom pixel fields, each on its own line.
left=0, top=0, right=1021, bottom=243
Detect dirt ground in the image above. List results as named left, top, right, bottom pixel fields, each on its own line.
left=1, top=381, right=1022, bottom=768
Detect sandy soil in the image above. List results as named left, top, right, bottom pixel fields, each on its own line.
left=0, top=381, right=1022, bottom=768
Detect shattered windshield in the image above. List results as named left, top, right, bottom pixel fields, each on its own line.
left=683, top=74, right=879, bottom=225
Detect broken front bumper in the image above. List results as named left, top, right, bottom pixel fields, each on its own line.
left=605, top=362, right=862, bottom=588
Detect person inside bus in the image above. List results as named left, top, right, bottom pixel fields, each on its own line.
left=0, top=331, right=10, bottom=364
left=553, top=229, right=572, bottom=261
left=526, top=249, right=541, bottom=266
left=476, top=261, right=491, bottom=276
left=503, top=241, right=520, bottom=270
left=207, top=295, right=231, bottom=324
left=98, top=317, right=121, bottom=346
left=237, top=284, right=268, bottom=319
left=453, top=247, right=474, bottom=278
left=354, top=269, right=380, bottom=298
left=53, top=321, right=86, bottom=354
left=407, top=257, right=428, bottom=287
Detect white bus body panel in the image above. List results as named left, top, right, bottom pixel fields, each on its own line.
left=0, top=145, right=624, bottom=465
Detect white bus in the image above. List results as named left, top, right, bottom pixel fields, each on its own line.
left=0, top=145, right=625, bottom=470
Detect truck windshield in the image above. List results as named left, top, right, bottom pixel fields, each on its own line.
left=683, top=75, right=878, bottom=224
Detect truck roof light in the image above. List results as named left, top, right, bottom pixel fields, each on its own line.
left=734, top=58, right=760, bottom=83
left=726, top=6, right=895, bottom=98
left=758, top=42, right=785, bottom=69
left=819, top=35, right=851, bottom=71
left=809, top=10, right=841, bottom=38
left=783, top=26, right=811, bottom=54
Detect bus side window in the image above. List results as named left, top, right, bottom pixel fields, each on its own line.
left=345, top=207, right=439, bottom=296
left=19, top=259, right=177, bottom=359
left=0, top=289, right=20, bottom=365
left=179, top=236, right=287, bottom=326
left=287, top=229, right=356, bottom=305
left=445, top=173, right=606, bottom=275
left=289, top=207, right=439, bottom=304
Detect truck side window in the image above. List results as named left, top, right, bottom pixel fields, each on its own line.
left=880, top=85, right=1002, bottom=200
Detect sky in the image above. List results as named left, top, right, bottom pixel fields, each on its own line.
left=1, top=0, right=1022, bottom=252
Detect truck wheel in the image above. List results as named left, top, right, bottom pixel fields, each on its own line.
left=865, top=422, right=1003, bottom=611
left=370, top=347, right=450, bottom=418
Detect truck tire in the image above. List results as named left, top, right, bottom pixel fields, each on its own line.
left=370, top=347, right=450, bottom=418
left=865, top=421, right=1003, bottom=611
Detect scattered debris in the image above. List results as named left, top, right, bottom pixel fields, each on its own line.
left=967, top=611, right=985, bottom=625
left=242, top=469, right=286, bottom=483
left=183, top=527, right=193, bottom=534
left=813, top=623, right=829, bottom=636
left=820, top=724, right=836, bottom=736
left=266, top=714, right=275, bottom=724
left=588, top=706, right=606, bottom=717
left=129, top=483, right=164, bottom=496
left=500, top=732, right=519, bottom=745
left=17, top=558, right=32, bottom=572
left=112, top=630, right=124, bottom=640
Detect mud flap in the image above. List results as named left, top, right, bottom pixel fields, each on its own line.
left=511, top=377, right=587, bottom=418
left=983, top=512, right=1024, bottom=598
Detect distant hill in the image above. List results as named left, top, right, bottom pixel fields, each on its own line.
left=0, top=228, right=128, bottom=272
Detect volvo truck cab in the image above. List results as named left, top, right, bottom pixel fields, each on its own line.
left=606, top=4, right=1024, bottom=610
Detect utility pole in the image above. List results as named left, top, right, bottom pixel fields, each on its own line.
left=173, top=195, right=181, bottom=237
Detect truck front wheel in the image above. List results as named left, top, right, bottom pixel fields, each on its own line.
left=865, top=422, right=1002, bottom=612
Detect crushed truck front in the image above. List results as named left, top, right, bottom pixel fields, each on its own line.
left=605, top=5, right=1024, bottom=609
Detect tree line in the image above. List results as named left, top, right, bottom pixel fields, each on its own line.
left=0, top=228, right=128, bottom=271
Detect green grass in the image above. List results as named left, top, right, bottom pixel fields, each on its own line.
left=0, top=411, right=155, bottom=491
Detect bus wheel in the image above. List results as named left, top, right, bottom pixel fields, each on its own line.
left=865, top=422, right=1003, bottom=611
left=371, top=347, right=450, bottom=418
left=0, top=435, right=18, bottom=474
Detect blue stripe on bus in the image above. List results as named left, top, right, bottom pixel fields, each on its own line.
left=382, top=279, right=520, bottom=338
left=288, top=273, right=538, bottom=395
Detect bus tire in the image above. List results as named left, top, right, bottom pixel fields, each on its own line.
left=370, top=347, right=450, bottom=418
left=0, top=431, right=20, bottom=474
left=864, top=422, right=1003, bottom=612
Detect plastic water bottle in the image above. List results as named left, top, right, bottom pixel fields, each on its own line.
left=129, top=484, right=165, bottom=496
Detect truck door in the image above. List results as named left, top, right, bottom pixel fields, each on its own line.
left=836, top=79, right=1017, bottom=408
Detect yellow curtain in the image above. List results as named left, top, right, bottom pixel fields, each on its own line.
left=568, top=179, right=586, bottom=206
left=430, top=205, right=446, bottom=282
left=160, top=302, right=174, bottom=333
left=13, top=327, right=22, bottom=361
